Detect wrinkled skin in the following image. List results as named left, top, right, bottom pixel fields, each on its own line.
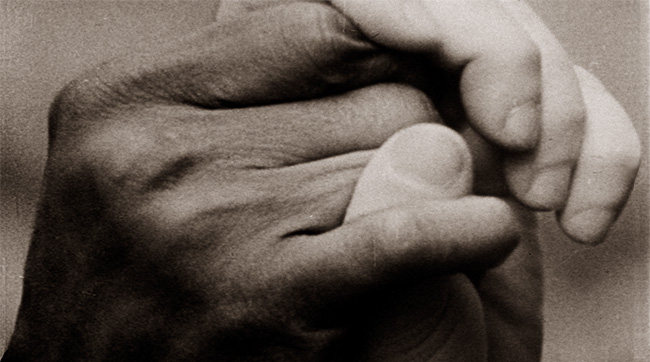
left=4, top=1, right=638, bottom=361
left=6, top=82, right=539, bottom=360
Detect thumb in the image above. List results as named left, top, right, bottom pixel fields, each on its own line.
left=282, top=124, right=521, bottom=303
left=345, top=123, right=473, bottom=220
left=342, top=123, right=485, bottom=361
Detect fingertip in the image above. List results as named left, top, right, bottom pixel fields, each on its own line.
left=333, top=0, right=545, bottom=152
left=345, top=123, right=473, bottom=220
left=386, top=124, right=472, bottom=191
left=461, top=50, right=542, bottom=153
left=557, top=66, right=642, bottom=245
left=505, top=159, right=573, bottom=211
left=556, top=156, right=639, bottom=245
left=558, top=208, right=616, bottom=245
left=503, top=99, right=542, bottom=150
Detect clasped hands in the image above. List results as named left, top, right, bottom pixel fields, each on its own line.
left=6, top=1, right=640, bottom=361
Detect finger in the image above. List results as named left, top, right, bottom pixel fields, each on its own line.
left=87, top=83, right=438, bottom=216
left=286, top=196, right=521, bottom=302
left=475, top=209, right=543, bottom=362
left=214, top=0, right=585, bottom=212
left=498, top=0, right=586, bottom=210
left=211, top=83, right=440, bottom=164
left=557, top=66, right=641, bottom=244
left=342, top=123, right=484, bottom=361
left=90, top=3, right=398, bottom=108
left=471, top=201, right=543, bottom=362
left=344, top=123, right=472, bottom=220
left=459, top=125, right=509, bottom=197
left=215, top=0, right=321, bottom=23
left=281, top=125, right=519, bottom=300
left=214, top=0, right=264, bottom=22
left=330, top=0, right=542, bottom=151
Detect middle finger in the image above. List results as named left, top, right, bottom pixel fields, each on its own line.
left=499, top=0, right=586, bottom=210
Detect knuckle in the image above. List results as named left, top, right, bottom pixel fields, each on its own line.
left=291, top=2, right=357, bottom=50
left=505, top=35, right=541, bottom=71
left=280, top=2, right=371, bottom=81
left=378, top=208, right=427, bottom=259
left=52, top=70, right=110, bottom=115
left=357, top=208, right=423, bottom=278
left=393, top=85, right=438, bottom=123
left=49, top=77, right=93, bottom=128
left=346, top=83, right=438, bottom=136
left=48, top=67, right=122, bottom=141
left=555, top=86, right=588, bottom=140
left=372, top=83, right=436, bottom=120
left=280, top=3, right=339, bottom=50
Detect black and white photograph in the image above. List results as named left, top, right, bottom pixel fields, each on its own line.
left=2, top=0, right=648, bottom=361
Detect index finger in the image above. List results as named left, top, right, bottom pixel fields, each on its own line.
left=326, top=0, right=591, bottom=211
left=330, top=0, right=542, bottom=151
left=218, top=0, right=542, bottom=149
left=216, top=0, right=585, bottom=211
left=498, top=0, right=586, bottom=210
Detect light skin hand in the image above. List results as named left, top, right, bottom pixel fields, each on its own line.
left=209, top=2, right=636, bottom=360
left=5, top=6, right=520, bottom=361
left=5, top=1, right=638, bottom=360
left=557, top=66, right=641, bottom=242
left=496, top=2, right=641, bottom=243
left=216, top=0, right=641, bottom=245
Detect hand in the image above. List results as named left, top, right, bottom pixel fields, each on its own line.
left=344, top=124, right=542, bottom=362
left=216, top=0, right=642, bottom=245
left=5, top=6, right=521, bottom=361
left=212, top=2, right=640, bottom=361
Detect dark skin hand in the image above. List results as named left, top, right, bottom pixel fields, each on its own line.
left=5, top=6, right=522, bottom=361
left=4, top=1, right=639, bottom=361
left=341, top=122, right=541, bottom=362
left=213, top=2, right=641, bottom=361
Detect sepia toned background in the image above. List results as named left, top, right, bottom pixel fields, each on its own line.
left=2, top=0, right=648, bottom=360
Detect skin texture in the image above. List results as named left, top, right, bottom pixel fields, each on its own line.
left=216, top=0, right=641, bottom=244
left=4, top=6, right=525, bottom=361
left=344, top=123, right=540, bottom=362
left=3, top=1, right=640, bottom=361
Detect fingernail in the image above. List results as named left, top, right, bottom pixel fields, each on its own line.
left=525, top=163, right=572, bottom=210
left=388, top=124, right=470, bottom=191
left=565, top=208, right=615, bottom=244
left=505, top=100, right=541, bottom=150
left=345, top=124, right=472, bottom=220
